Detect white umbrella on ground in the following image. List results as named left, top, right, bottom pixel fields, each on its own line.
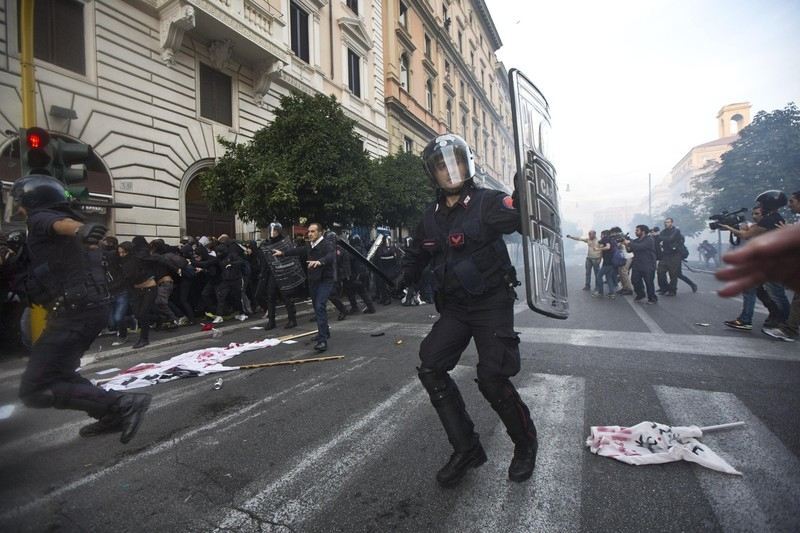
left=586, top=421, right=744, bottom=475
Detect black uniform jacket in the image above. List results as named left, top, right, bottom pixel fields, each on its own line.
left=402, top=185, right=520, bottom=301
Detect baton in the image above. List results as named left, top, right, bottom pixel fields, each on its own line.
left=336, top=237, right=395, bottom=286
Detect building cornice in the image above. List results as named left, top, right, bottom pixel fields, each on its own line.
left=386, top=97, right=439, bottom=139
left=470, top=0, right=502, bottom=50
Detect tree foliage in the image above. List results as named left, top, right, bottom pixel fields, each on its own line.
left=370, top=151, right=431, bottom=230
left=200, top=93, right=373, bottom=228
left=688, top=102, right=800, bottom=214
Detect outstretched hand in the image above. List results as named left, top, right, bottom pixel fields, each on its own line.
left=716, top=224, right=800, bottom=296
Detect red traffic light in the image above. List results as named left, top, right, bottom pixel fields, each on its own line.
left=25, top=127, right=50, bottom=150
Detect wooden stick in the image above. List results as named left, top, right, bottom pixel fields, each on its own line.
left=276, top=330, right=318, bottom=342
left=237, top=355, right=344, bottom=369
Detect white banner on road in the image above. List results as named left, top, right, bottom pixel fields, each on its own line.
left=100, top=338, right=282, bottom=391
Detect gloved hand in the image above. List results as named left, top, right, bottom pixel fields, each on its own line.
left=77, top=224, right=107, bottom=246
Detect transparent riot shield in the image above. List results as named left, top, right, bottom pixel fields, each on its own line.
left=509, top=69, right=569, bottom=319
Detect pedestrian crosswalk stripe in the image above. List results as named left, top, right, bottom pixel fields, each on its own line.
left=213, top=366, right=471, bottom=531
left=656, top=386, right=800, bottom=532
left=446, top=374, right=585, bottom=532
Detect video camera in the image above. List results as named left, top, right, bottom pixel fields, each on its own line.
left=608, top=230, right=630, bottom=243
left=708, top=208, right=747, bottom=231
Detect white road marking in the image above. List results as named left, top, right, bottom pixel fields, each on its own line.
left=623, top=295, right=666, bottom=334
left=656, top=386, right=800, bottom=532
left=0, top=357, right=374, bottom=520
left=334, top=322, right=800, bottom=362
left=447, top=373, right=585, bottom=532
left=213, top=365, right=471, bottom=532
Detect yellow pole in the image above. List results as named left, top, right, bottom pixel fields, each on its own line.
left=19, top=0, right=47, bottom=343
left=19, top=0, right=36, bottom=128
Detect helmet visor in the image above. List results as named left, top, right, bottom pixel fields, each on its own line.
left=431, top=144, right=467, bottom=191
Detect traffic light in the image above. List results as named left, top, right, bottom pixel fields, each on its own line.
left=52, top=137, right=93, bottom=184
left=19, top=127, right=53, bottom=176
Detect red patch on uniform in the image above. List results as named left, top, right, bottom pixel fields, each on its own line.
left=448, top=232, right=465, bottom=248
left=502, top=195, right=514, bottom=209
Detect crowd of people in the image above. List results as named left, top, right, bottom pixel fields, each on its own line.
left=0, top=222, right=434, bottom=354
left=568, top=189, right=799, bottom=342
left=567, top=217, right=697, bottom=305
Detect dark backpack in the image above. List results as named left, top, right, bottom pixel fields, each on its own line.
left=679, top=243, right=690, bottom=260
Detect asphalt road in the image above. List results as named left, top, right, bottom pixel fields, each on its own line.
left=0, top=265, right=798, bottom=532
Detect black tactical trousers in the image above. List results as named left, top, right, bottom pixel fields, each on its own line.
left=266, top=277, right=296, bottom=322
left=419, top=289, right=520, bottom=380
left=19, top=306, right=120, bottom=419
left=657, top=254, right=681, bottom=292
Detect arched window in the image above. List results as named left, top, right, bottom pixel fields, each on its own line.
left=400, top=54, right=409, bottom=90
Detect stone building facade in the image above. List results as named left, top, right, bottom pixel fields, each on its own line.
left=382, top=0, right=515, bottom=191
left=0, top=0, right=389, bottom=241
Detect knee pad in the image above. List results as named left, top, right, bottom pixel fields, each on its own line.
left=20, top=388, right=56, bottom=409
left=418, top=367, right=457, bottom=404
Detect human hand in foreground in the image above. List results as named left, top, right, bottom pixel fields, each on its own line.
left=716, top=224, right=800, bottom=296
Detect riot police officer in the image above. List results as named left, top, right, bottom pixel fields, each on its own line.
left=400, top=134, right=537, bottom=487
left=258, top=222, right=300, bottom=330
left=11, top=175, right=151, bottom=443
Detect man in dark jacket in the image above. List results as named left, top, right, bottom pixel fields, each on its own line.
left=625, top=225, right=658, bottom=303
left=274, top=223, right=336, bottom=352
left=656, top=218, right=684, bottom=296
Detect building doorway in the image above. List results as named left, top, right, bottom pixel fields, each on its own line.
left=184, top=172, right=235, bottom=238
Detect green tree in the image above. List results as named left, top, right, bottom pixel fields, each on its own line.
left=370, top=151, right=431, bottom=232
left=660, top=203, right=705, bottom=237
left=689, top=102, right=800, bottom=214
left=200, top=93, right=373, bottom=228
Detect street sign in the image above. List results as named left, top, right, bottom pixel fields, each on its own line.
left=509, top=69, right=569, bottom=319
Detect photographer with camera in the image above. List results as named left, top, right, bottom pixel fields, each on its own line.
left=722, top=191, right=791, bottom=331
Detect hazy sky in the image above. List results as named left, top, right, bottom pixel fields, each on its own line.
left=485, top=0, right=800, bottom=229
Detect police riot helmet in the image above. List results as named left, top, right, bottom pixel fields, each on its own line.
left=755, top=190, right=787, bottom=212
left=269, top=222, right=283, bottom=236
left=11, top=174, right=69, bottom=211
left=422, top=133, right=476, bottom=194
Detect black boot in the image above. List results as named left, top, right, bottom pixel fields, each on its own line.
left=284, top=317, right=297, bottom=329
left=478, top=378, right=538, bottom=482
left=133, top=324, right=150, bottom=349
left=419, top=368, right=487, bottom=487
left=113, top=393, right=152, bottom=444
left=80, top=413, right=123, bottom=437
left=265, top=319, right=277, bottom=331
